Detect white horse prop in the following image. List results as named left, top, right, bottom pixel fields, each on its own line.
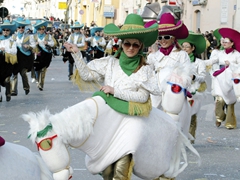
left=212, top=64, right=239, bottom=105
left=151, top=63, right=193, bottom=137
left=0, top=140, right=53, bottom=180
left=22, top=64, right=200, bottom=180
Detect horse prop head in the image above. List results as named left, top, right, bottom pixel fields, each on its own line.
left=159, top=63, right=192, bottom=120
left=22, top=109, right=73, bottom=180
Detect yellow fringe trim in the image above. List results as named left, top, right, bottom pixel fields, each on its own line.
left=104, top=48, right=112, bottom=55
left=105, top=27, right=158, bottom=36
left=129, top=97, right=152, bottom=117
left=127, top=156, right=134, bottom=180
left=158, top=24, right=175, bottom=28
left=71, top=69, right=101, bottom=92
left=32, top=47, right=40, bottom=54
left=197, top=82, right=207, bottom=92
left=5, top=53, right=18, bottom=65
left=158, top=23, right=183, bottom=32
left=121, top=24, right=144, bottom=30
left=23, top=36, right=30, bottom=44
left=206, top=65, right=212, bottom=72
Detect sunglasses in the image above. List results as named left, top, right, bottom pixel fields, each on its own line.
left=2, top=29, right=10, bottom=32
left=223, top=41, right=231, bottom=44
left=74, top=28, right=80, bottom=30
left=232, top=78, right=240, bottom=84
left=123, top=42, right=141, bottom=49
left=39, top=28, right=45, bottom=31
left=158, top=35, right=173, bottom=40
left=36, top=134, right=58, bottom=151
left=167, top=81, right=187, bottom=96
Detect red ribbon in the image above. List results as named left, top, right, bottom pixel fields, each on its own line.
left=213, top=66, right=229, bottom=77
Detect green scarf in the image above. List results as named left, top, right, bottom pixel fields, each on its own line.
left=189, top=53, right=195, bottom=63
left=93, top=91, right=151, bottom=117
left=119, top=51, right=141, bottom=76
left=28, top=123, right=53, bottom=138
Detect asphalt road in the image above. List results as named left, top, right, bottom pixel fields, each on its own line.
left=0, top=56, right=240, bottom=180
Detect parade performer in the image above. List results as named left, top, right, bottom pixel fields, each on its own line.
left=11, top=17, right=36, bottom=96
left=89, top=27, right=106, bottom=58
left=0, top=20, right=17, bottom=102
left=64, top=13, right=160, bottom=180
left=204, top=28, right=240, bottom=129
left=145, top=12, right=192, bottom=180
left=105, top=35, right=122, bottom=56
left=64, top=21, right=85, bottom=80
left=146, top=12, right=191, bottom=107
left=205, top=29, right=223, bottom=102
left=33, top=19, right=55, bottom=91
left=178, top=31, right=207, bottom=144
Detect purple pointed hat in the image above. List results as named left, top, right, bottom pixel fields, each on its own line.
left=219, top=27, right=240, bottom=52
left=145, top=13, right=188, bottom=39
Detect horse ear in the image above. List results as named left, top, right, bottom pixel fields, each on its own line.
left=21, top=113, right=33, bottom=124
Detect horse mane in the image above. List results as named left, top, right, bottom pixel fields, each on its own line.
left=22, top=109, right=52, bottom=143
left=49, top=102, right=95, bottom=144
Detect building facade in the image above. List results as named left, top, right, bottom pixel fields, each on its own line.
left=2, top=0, right=240, bottom=33
left=182, top=0, right=240, bottom=33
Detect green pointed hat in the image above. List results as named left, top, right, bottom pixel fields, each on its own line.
left=178, top=31, right=206, bottom=54
left=104, top=13, right=158, bottom=47
left=213, top=28, right=221, bottom=42
left=213, top=28, right=222, bottom=46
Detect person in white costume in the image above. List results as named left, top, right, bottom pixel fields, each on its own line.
left=145, top=14, right=193, bottom=180
left=65, top=22, right=85, bottom=80
left=89, top=27, right=106, bottom=58
left=145, top=13, right=191, bottom=108
left=178, top=32, right=207, bottom=144
left=0, top=20, right=17, bottom=102
left=105, top=35, right=122, bottom=56
left=64, top=13, right=161, bottom=180
left=11, top=17, right=36, bottom=96
left=204, top=28, right=240, bottom=129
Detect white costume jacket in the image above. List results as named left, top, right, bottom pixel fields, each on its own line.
left=147, top=47, right=191, bottom=107
left=205, top=49, right=240, bottom=71
left=67, top=33, right=86, bottom=50
left=72, top=52, right=160, bottom=103
left=147, top=47, right=191, bottom=71
left=0, top=36, right=17, bottom=55
left=34, top=33, right=55, bottom=53
left=189, top=58, right=206, bottom=93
